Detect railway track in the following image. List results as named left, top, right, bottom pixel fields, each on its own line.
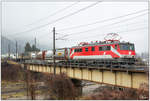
left=23, top=59, right=148, bottom=72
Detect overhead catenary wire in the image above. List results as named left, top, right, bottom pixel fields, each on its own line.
left=37, top=12, right=147, bottom=40
left=117, top=26, right=148, bottom=34
left=25, top=12, right=148, bottom=42
left=28, top=2, right=80, bottom=26
left=69, top=27, right=148, bottom=41
left=65, top=27, right=148, bottom=44
left=40, top=23, right=148, bottom=42
left=57, top=9, right=148, bottom=31
left=63, top=12, right=148, bottom=37
left=9, top=1, right=102, bottom=37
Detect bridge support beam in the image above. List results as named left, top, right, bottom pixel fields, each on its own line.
left=71, top=79, right=82, bottom=96
left=25, top=64, right=149, bottom=89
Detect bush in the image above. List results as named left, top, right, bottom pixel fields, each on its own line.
left=44, top=73, right=76, bottom=100
left=1, top=63, right=25, bottom=81
left=138, top=83, right=149, bottom=99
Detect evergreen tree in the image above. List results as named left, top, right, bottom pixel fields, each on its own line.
left=31, top=44, right=40, bottom=52
left=31, top=45, right=36, bottom=51
left=25, top=42, right=32, bottom=53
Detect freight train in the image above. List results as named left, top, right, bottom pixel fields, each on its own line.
left=36, top=40, right=135, bottom=60
left=24, top=33, right=140, bottom=68
left=25, top=39, right=136, bottom=68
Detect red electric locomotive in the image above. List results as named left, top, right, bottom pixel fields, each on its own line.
left=62, top=33, right=136, bottom=67
left=69, top=40, right=135, bottom=60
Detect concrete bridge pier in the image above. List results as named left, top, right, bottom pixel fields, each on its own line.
left=71, top=79, right=83, bottom=96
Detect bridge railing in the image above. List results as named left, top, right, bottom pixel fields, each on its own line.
left=24, top=60, right=148, bottom=73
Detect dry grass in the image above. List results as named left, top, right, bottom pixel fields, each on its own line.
left=81, top=83, right=149, bottom=100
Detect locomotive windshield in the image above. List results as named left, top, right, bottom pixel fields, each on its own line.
left=120, top=44, right=134, bottom=51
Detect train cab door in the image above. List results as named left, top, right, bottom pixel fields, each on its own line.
left=112, top=44, right=120, bottom=58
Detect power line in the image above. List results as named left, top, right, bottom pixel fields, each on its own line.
left=56, top=34, right=69, bottom=40
left=64, top=13, right=147, bottom=37
left=40, top=21, right=147, bottom=42
left=37, top=31, right=53, bottom=39
left=28, top=2, right=79, bottom=26
left=9, top=1, right=102, bottom=37
left=117, top=27, right=148, bottom=33
left=35, top=37, right=36, bottom=49
left=69, top=27, right=148, bottom=40
left=57, top=9, right=148, bottom=31
left=7, top=13, right=147, bottom=45
left=8, top=43, right=10, bottom=59
left=38, top=13, right=147, bottom=40
left=16, top=41, right=18, bottom=60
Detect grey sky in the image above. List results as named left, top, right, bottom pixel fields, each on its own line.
left=2, top=2, right=148, bottom=53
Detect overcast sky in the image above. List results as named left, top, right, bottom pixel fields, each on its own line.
left=2, top=2, right=148, bottom=53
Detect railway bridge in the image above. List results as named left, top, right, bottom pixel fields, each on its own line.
left=23, top=62, right=149, bottom=89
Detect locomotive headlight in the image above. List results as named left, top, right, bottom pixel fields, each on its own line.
left=129, top=51, right=131, bottom=55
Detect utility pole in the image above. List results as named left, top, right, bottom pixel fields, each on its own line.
left=35, top=37, right=36, bottom=50
left=16, top=41, right=18, bottom=60
left=53, top=27, right=56, bottom=75
left=34, top=37, right=37, bottom=59
left=8, top=43, right=10, bottom=60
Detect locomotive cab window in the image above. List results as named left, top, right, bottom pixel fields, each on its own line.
left=92, top=47, right=95, bottom=51
left=120, top=44, right=129, bottom=50
left=119, top=44, right=135, bottom=50
left=85, top=48, right=88, bottom=52
left=129, top=44, right=135, bottom=51
left=120, top=44, right=128, bottom=50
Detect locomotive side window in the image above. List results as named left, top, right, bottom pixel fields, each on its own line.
left=75, top=49, right=77, bottom=52
left=80, top=48, right=82, bottom=52
left=99, top=47, right=102, bottom=51
left=85, top=48, right=88, bottom=52
left=92, top=47, right=95, bottom=51
left=75, top=48, right=82, bottom=52
left=99, top=46, right=110, bottom=51
left=103, top=46, right=107, bottom=50
left=115, top=45, right=117, bottom=49
left=106, top=46, right=110, bottom=50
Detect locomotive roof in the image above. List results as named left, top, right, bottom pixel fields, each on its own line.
left=71, top=41, right=134, bottom=48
